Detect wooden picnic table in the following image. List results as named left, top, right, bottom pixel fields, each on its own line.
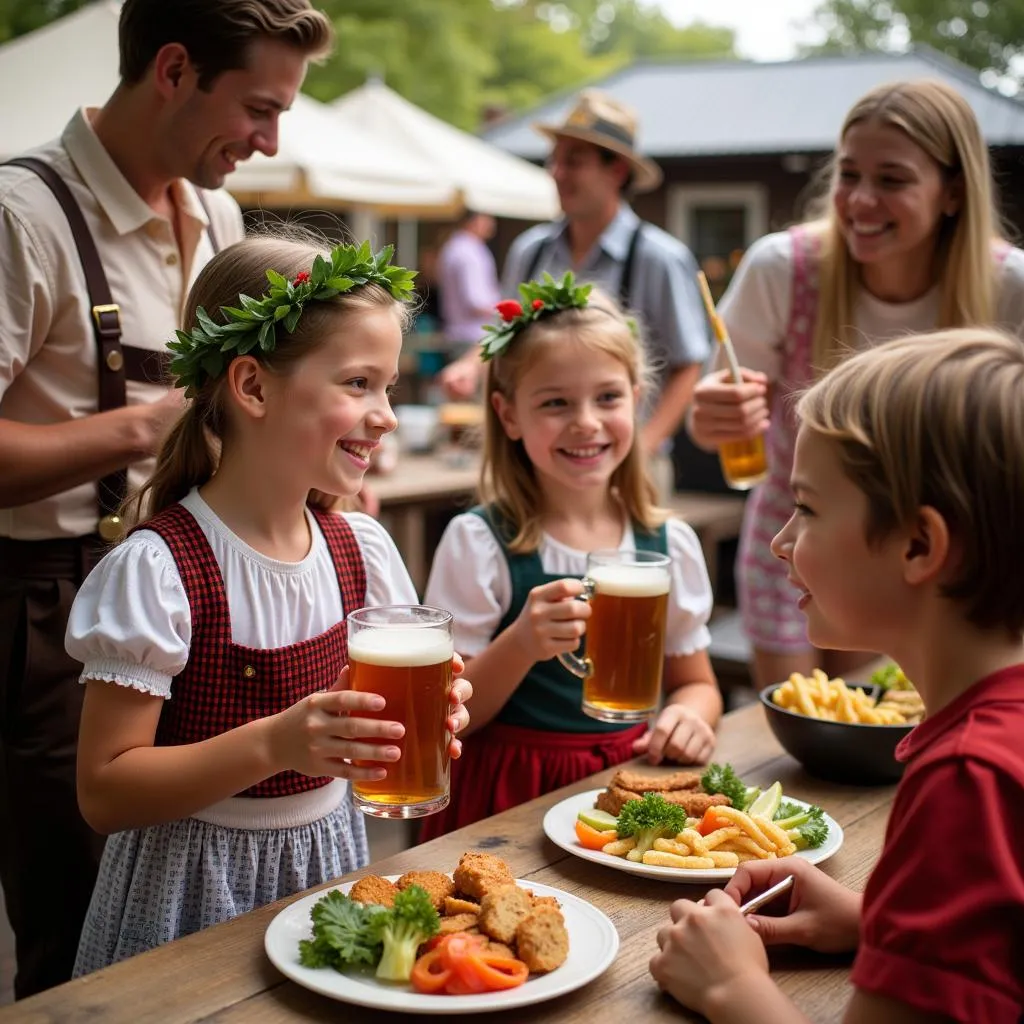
left=1, top=699, right=895, bottom=1023
left=372, top=451, right=748, bottom=594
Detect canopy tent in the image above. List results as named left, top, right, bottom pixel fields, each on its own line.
left=0, top=2, right=457, bottom=215
left=330, top=79, right=559, bottom=221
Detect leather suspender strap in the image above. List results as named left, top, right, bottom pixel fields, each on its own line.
left=520, top=220, right=645, bottom=309
left=7, top=156, right=129, bottom=532
left=193, top=188, right=221, bottom=254
left=619, top=222, right=644, bottom=308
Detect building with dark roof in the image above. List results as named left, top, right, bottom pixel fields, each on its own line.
left=483, top=47, right=1024, bottom=279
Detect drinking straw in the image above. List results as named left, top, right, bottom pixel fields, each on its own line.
left=697, top=270, right=743, bottom=384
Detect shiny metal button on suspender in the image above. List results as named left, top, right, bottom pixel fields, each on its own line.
left=105, top=348, right=124, bottom=372
left=97, top=514, right=125, bottom=543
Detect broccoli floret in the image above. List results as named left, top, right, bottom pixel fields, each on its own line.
left=774, top=803, right=829, bottom=850
left=374, top=884, right=440, bottom=982
left=700, top=762, right=748, bottom=809
left=615, top=792, right=688, bottom=857
left=298, top=889, right=387, bottom=970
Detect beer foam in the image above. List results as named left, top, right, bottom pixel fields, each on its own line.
left=589, top=563, right=670, bottom=598
left=349, top=626, right=454, bottom=667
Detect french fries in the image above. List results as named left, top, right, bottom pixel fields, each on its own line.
left=772, top=668, right=912, bottom=724
left=614, top=806, right=800, bottom=870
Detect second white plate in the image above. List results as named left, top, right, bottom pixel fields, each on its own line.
left=265, top=874, right=619, bottom=1015
left=542, top=789, right=844, bottom=883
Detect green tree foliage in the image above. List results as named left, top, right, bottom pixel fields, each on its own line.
left=0, top=0, right=91, bottom=43
left=1, top=0, right=737, bottom=128
left=810, top=0, right=1024, bottom=92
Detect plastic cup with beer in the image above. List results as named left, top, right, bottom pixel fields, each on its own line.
left=347, top=605, right=454, bottom=818
left=696, top=271, right=768, bottom=491
left=558, top=550, right=672, bottom=722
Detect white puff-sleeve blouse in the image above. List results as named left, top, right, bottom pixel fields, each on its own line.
left=65, top=489, right=417, bottom=698
left=424, top=512, right=712, bottom=660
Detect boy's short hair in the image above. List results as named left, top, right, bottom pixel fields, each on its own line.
left=119, top=0, right=334, bottom=90
left=796, top=327, right=1024, bottom=634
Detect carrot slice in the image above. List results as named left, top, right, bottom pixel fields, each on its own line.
left=410, top=949, right=451, bottom=994
left=575, top=819, right=618, bottom=850
left=470, top=954, right=530, bottom=990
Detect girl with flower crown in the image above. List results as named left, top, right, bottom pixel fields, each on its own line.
left=63, top=233, right=473, bottom=975
left=420, top=275, right=722, bottom=840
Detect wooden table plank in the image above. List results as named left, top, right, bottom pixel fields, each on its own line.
left=0, top=702, right=896, bottom=1024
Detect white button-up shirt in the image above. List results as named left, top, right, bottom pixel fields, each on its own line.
left=0, top=108, right=245, bottom=539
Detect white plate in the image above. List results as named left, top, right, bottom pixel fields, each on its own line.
left=543, top=789, right=844, bottom=883
left=264, top=875, right=618, bottom=1015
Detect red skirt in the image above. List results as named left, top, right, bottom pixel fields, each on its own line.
left=419, top=720, right=646, bottom=843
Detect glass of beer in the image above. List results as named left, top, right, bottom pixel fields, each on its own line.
left=347, top=605, right=453, bottom=818
left=559, top=550, right=671, bottom=722
left=719, top=434, right=768, bottom=490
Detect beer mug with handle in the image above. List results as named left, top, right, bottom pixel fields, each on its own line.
left=347, top=605, right=453, bottom=817
left=559, top=550, right=671, bottom=722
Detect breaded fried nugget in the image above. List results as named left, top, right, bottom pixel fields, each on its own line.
left=438, top=912, right=479, bottom=936
left=478, top=885, right=533, bottom=944
left=663, top=790, right=731, bottom=816
left=444, top=896, right=481, bottom=916
left=596, top=786, right=730, bottom=818
left=611, top=769, right=702, bottom=793
left=452, top=852, right=515, bottom=900
left=595, top=786, right=641, bottom=817
left=484, top=940, right=516, bottom=960
left=348, top=875, right=399, bottom=907
left=530, top=894, right=561, bottom=912
left=396, top=870, right=455, bottom=910
left=515, top=909, right=569, bottom=974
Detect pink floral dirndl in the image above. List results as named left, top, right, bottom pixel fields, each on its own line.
left=737, top=226, right=819, bottom=653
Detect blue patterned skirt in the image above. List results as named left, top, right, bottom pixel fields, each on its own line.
left=73, top=783, right=368, bottom=977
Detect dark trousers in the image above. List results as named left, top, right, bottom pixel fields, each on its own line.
left=0, top=536, right=108, bottom=998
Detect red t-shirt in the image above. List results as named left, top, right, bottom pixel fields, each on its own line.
left=850, top=664, right=1024, bottom=1022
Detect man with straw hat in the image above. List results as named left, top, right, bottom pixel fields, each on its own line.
left=440, top=89, right=710, bottom=496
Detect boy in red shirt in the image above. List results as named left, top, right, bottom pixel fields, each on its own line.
left=649, top=328, right=1024, bottom=1024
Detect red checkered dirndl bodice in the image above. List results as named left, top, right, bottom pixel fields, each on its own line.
left=139, top=502, right=367, bottom=798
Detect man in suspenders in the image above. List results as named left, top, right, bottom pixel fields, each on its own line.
left=0, top=0, right=333, bottom=998
left=441, top=90, right=711, bottom=498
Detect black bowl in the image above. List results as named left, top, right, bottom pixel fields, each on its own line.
left=759, top=683, right=913, bottom=785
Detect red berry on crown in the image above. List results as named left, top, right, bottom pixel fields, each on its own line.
left=294, top=270, right=311, bottom=285
left=532, top=299, right=544, bottom=310
left=496, top=299, right=523, bottom=321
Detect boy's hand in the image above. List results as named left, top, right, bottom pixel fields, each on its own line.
left=723, top=856, right=861, bottom=953
left=512, top=578, right=590, bottom=663
left=651, top=888, right=770, bottom=1016
left=634, top=704, right=716, bottom=764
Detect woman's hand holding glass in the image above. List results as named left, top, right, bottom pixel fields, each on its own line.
left=689, top=367, right=770, bottom=449
left=267, top=659, right=473, bottom=781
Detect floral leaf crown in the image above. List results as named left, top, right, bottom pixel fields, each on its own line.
left=479, top=271, right=592, bottom=362
left=168, top=241, right=416, bottom=397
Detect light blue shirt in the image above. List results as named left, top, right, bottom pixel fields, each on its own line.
left=501, top=203, right=712, bottom=378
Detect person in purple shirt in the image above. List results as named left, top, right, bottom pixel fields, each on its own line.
left=436, top=210, right=501, bottom=358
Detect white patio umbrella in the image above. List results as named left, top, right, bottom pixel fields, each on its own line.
left=330, top=79, right=559, bottom=221
left=0, top=2, right=457, bottom=215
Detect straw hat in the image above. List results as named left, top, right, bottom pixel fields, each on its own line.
left=534, top=89, right=663, bottom=194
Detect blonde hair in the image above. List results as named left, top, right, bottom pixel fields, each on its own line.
left=806, top=79, right=1005, bottom=372
left=482, top=291, right=665, bottom=552
left=796, top=327, right=1024, bottom=634
left=126, top=231, right=410, bottom=525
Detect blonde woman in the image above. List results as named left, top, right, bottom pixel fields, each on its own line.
left=687, top=78, right=1024, bottom=689
left=421, top=279, right=722, bottom=840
